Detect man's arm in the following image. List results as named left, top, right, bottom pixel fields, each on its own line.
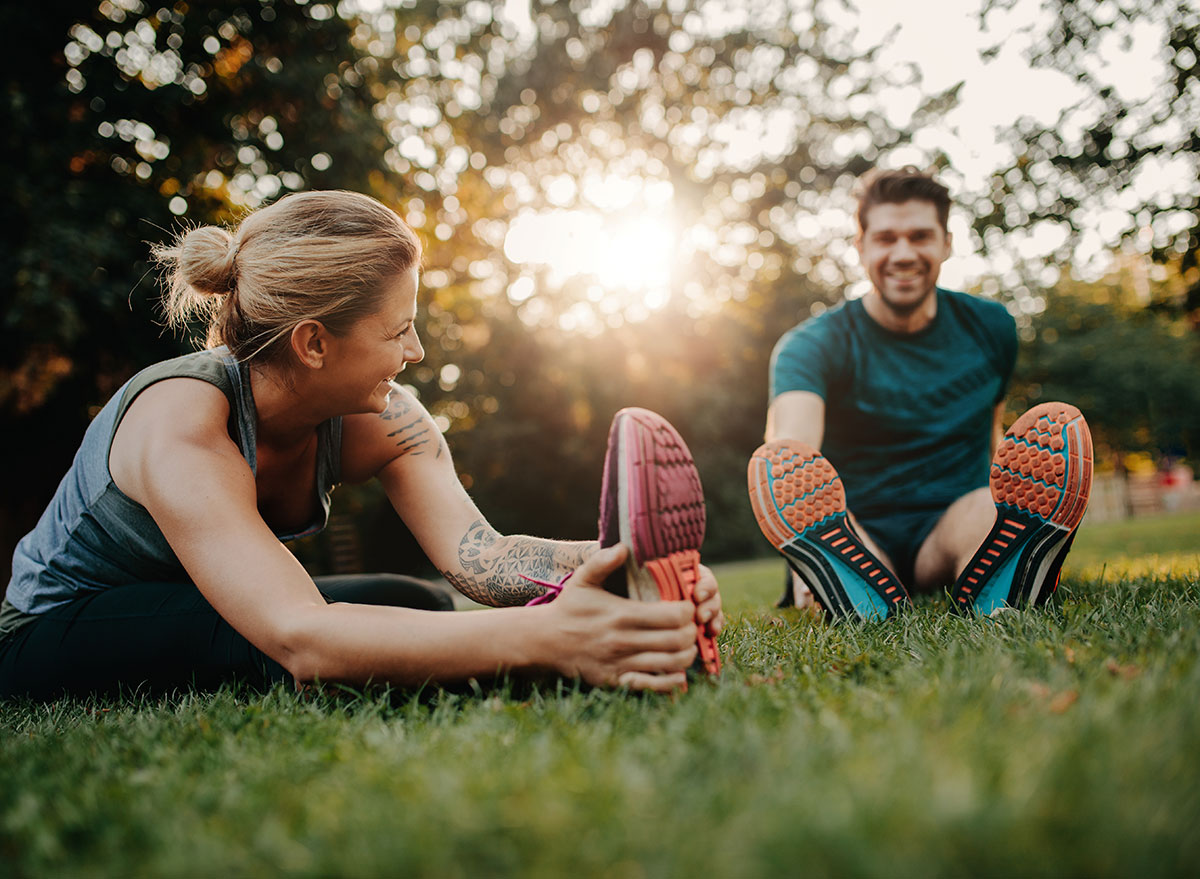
left=991, top=401, right=1006, bottom=458
left=766, top=390, right=826, bottom=447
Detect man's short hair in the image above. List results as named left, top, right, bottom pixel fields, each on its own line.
left=856, top=167, right=951, bottom=233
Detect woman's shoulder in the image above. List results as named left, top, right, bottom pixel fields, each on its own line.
left=108, top=369, right=247, bottom=510
left=112, top=366, right=238, bottom=481
left=339, top=385, right=446, bottom=483
left=113, top=349, right=238, bottom=437
left=125, top=373, right=234, bottom=441
left=121, top=348, right=236, bottom=403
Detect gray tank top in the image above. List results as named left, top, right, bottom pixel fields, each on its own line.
left=4, top=348, right=342, bottom=623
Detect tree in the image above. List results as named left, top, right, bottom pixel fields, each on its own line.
left=361, top=0, right=947, bottom=559
left=1006, top=254, right=1200, bottom=460
left=973, top=0, right=1200, bottom=318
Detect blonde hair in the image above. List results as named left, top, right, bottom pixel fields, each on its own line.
left=154, top=190, right=422, bottom=364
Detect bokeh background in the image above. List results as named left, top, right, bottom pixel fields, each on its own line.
left=3, top=0, right=1198, bottom=583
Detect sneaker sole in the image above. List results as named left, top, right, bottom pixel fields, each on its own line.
left=607, top=408, right=720, bottom=676
left=748, top=440, right=909, bottom=621
left=952, top=402, right=1093, bottom=614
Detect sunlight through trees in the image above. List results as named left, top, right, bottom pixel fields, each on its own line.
left=4, top=0, right=1197, bottom=576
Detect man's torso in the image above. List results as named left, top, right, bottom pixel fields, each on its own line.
left=770, top=288, right=1018, bottom=518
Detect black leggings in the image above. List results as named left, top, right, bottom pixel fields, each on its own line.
left=0, top=575, right=454, bottom=701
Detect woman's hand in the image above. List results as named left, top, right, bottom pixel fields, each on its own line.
left=693, top=564, right=724, bottom=639
left=544, top=545, right=697, bottom=693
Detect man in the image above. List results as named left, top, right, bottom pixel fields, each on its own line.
left=747, top=167, right=1092, bottom=618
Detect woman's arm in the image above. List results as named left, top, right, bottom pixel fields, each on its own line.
left=438, top=517, right=595, bottom=606
left=109, top=380, right=696, bottom=691
left=341, top=387, right=598, bottom=606
left=343, top=387, right=724, bottom=634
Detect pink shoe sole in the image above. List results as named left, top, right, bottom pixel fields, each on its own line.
left=600, top=408, right=720, bottom=676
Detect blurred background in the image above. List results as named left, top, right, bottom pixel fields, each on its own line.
left=2, top=0, right=1198, bottom=582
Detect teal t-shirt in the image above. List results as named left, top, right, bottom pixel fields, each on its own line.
left=769, top=288, right=1018, bottom=519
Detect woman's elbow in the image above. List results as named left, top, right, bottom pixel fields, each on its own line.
left=269, top=607, right=337, bottom=683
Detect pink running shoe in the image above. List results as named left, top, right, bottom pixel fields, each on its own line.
left=599, top=407, right=721, bottom=677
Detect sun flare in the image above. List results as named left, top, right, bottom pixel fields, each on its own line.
left=503, top=207, right=678, bottom=313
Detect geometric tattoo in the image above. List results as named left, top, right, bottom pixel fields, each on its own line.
left=440, top=517, right=598, bottom=607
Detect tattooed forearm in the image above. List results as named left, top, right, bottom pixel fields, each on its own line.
left=456, top=518, right=500, bottom=575
left=441, top=517, right=599, bottom=606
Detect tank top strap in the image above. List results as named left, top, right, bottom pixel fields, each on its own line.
left=112, top=348, right=245, bottom=455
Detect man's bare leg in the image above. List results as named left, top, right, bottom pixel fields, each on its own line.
left=911, top=487, right=996, bottom=592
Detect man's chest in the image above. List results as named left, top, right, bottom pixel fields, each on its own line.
left=831, top=332, right=1003, bottom=434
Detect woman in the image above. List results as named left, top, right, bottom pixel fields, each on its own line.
left=0, top=190, right=722, bottom=700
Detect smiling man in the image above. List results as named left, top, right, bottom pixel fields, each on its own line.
left=748, top=167, right=1093, bottom=619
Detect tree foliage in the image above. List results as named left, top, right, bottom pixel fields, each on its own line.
left=2, top=0, right=939, bottom=575
left=1007, top=256, right=1200, bottom=460
left=366, top=0, right=935, bottom=559
left=974, top=0, right=1200, bottom=315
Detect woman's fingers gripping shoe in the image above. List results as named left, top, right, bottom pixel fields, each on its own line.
left=693, top=564, right=724, bottom=638
left=548, top=544, right=696, bottom=692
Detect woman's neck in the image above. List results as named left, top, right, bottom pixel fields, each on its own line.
left=248, top=362, right=329, bottom=449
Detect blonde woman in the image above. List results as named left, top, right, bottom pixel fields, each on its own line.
left=1, top=191, right=723, bottom=699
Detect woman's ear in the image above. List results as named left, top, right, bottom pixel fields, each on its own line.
left=290, top=319, right=329, bottom=369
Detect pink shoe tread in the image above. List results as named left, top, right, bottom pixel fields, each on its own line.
left=619, top=409, right=706, bottom=563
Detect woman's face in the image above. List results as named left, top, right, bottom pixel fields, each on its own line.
left=334, top=267, right=425, bottom=414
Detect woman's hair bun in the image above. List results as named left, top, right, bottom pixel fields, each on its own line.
left=155, top=190, right=421, bottom=363
left=175, top=226, right=239, bottom=296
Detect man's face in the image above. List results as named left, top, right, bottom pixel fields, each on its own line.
left=855, top=200, right=952, bottom=315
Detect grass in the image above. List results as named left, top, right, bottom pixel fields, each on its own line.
left=1069, top=510, right=1200, bottom=577
left=2, top=514, right=1199, bottom=878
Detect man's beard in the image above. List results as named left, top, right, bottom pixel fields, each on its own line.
left=878, top=283, right=935, bottom=316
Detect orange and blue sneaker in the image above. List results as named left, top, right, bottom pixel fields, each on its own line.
left=748, top=440, right=910, bottom=621
left=951, top=402, right=1093, bottom=614
left=599, top=407, right=721, bottom=676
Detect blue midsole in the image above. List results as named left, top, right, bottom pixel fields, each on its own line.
left=784, top=535, right=893, bottom=621
left=973, top=550, right=1023, bottom=614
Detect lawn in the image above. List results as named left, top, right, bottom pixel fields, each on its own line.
left=2, top=514, right=1198, bottom=878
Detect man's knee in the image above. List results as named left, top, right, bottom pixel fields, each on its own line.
left=915, top=488, right=996, bottom=587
